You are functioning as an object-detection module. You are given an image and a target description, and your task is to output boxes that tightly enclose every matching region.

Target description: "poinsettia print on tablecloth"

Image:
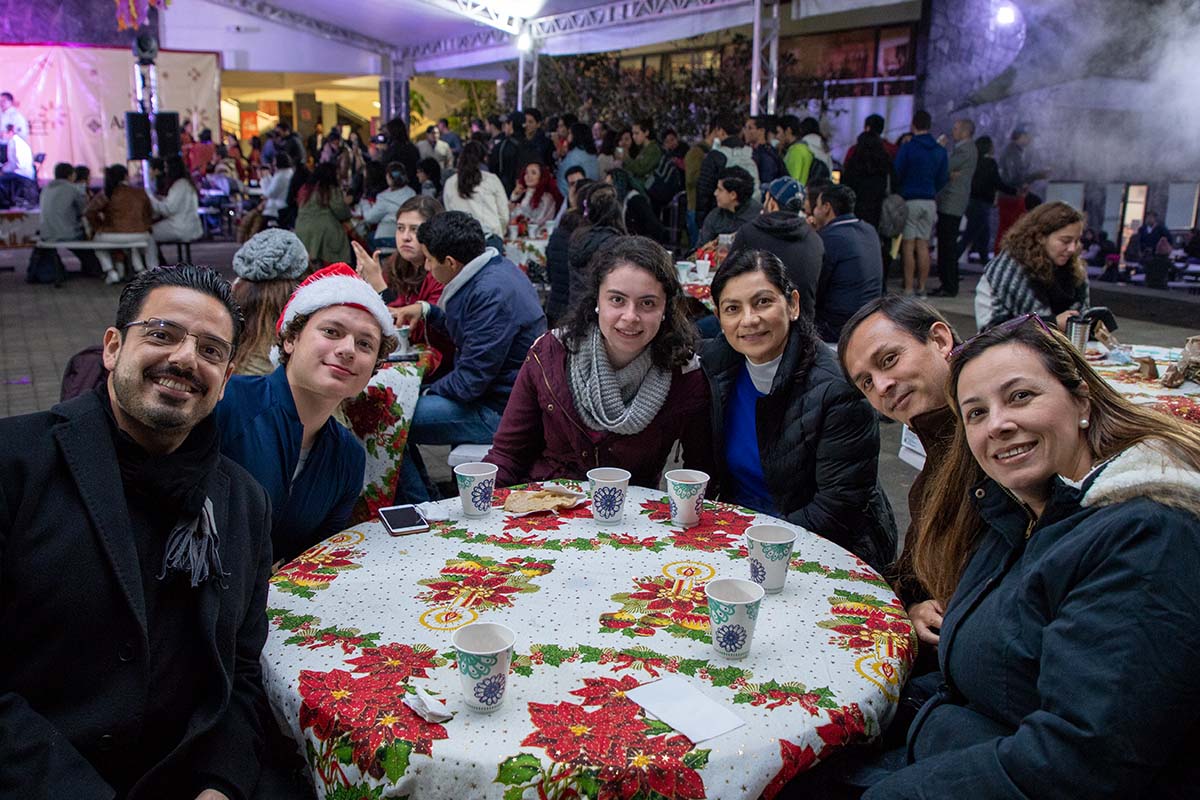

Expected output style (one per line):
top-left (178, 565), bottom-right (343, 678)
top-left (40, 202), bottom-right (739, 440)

top-left (345, 362), bottom-right (423, 525)
top-left (262, 485), bottom-right (914, 799)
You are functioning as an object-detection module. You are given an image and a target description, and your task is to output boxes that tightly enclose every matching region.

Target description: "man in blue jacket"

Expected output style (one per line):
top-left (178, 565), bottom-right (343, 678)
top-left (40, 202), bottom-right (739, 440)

top-left (893, 110), bottom-right (949, 297)
top-left (809, 183), bottom-right (884, 342)
top-left (217, 263), bottom-right (399, 563)
top-left (393, 211), bottom-right (547, 502)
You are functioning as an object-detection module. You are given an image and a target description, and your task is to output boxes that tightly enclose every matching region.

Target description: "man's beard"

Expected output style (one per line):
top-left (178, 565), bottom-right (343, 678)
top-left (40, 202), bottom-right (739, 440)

top-left (111, 360), bottom-right (209, 432)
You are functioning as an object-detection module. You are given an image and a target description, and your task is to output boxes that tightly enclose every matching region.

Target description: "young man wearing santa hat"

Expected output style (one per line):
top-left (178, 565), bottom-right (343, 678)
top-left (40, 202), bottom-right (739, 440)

top-left (216, 263), bottom-right (398, 563)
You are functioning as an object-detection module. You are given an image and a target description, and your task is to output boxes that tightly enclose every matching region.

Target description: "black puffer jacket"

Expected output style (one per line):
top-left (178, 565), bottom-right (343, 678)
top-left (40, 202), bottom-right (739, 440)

top-left (700, 324), bottom-right (897, 571)
top-left (729, 212), bottom-right (825, 321)
top-left (544, 214), bottom-right (581, 325)
top-left (567, 224), bottom-right (623, 312)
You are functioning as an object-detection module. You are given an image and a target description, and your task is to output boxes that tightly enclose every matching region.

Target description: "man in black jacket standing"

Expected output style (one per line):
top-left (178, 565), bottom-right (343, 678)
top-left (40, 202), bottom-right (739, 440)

top-left (729, 176), bottom-right (824, 320)
top-left (487, 113), bottom-right (521, 196)
top-left (0, 266), bottom-right (273, 800)
top-left (810, 183), bottom-right (884, 342)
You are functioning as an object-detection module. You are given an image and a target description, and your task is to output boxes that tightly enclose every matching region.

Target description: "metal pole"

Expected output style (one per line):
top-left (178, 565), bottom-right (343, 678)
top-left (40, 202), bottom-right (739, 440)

top-left (530, 50), bottom-right (539, 109)
top-left (516, 51), bottom-right (526, 111)
top-left (750, 0), bottom-right (763, 115)
top-left (767, 0), bottom-right (779, 114)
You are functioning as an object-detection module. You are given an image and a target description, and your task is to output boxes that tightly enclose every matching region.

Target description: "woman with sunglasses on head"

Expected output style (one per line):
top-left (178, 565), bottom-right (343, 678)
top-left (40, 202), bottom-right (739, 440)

top-left (862, 315), bottom-right (1200, 799)
top-left (484, 236), bottom-right (710, 489)
top-left (975, 200), bottom-right (1088, 332)
top-left (701, 249), bottom-right (897, 572)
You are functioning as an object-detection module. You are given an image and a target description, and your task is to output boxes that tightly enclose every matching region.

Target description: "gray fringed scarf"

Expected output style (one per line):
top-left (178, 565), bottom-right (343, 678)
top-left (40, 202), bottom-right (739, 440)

top-left (567, 326), bottom-right (672, 435)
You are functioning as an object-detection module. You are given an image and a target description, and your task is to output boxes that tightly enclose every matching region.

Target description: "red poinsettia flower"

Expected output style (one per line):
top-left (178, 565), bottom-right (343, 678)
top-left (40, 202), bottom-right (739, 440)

top-left (570, 675), bottom-right (642, 708)
top-left (422, 574), bottom-right (523, 609)
top-left (298, 669), bottom-right (393, 740)
top-left (491, 487), bottom-right (513, 507)
top-left (627, 576), bottom-right (707, 615)
top-left (559, 502), bottom-right (594, 520)
top-left (522, 701), bottom-right (647, 769)
top-left (815, 703), bottom-right (867, 749)
top-left (640, 499), bottom-right (673, 523)
top-left (347, 703), bottom-right (449, 769)
top-left (600, 732), bottom-right (705, 800)
top-left (502, 514), bottom-right (565, 533)
top-left (346, 643), bottom-right (438, 682)
top-left (762, 739), bottom-right (820, 799)
top-left (486, 530), bottom-right (550, 547)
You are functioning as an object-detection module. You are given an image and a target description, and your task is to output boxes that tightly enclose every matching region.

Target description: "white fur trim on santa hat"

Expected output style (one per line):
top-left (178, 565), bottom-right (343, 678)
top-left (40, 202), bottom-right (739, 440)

top-left (277, 272), bottom-right (397, 341)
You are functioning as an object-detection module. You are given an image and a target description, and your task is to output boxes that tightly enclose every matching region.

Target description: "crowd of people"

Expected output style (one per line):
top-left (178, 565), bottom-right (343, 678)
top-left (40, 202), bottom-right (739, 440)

top-left (3, 102), bottom-right (1200, 800)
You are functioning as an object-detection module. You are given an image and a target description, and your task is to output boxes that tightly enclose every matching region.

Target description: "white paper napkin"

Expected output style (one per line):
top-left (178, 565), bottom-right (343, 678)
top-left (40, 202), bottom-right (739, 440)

top-left (403, 684), bottom-right (453, 722)
top-left (624, 674), bottom-right (745, 744)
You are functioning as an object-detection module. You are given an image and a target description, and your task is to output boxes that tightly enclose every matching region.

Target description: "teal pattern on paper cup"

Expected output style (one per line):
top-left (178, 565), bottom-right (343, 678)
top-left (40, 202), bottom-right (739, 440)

top-left (457, 651), bottom-right (498, 679)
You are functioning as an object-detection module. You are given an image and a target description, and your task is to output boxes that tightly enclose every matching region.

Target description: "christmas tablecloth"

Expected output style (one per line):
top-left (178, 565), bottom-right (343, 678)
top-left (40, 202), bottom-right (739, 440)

top-left (681, 270), bottom-right (715, 313)
top-left (343, 361), bottom-right (424, 524)
top-left (1089, 344), bottom-right (1200, 423)
top-left (262, 483), bottom-right (917, 799)
top-left (505, 236), bottom-right (549, 269)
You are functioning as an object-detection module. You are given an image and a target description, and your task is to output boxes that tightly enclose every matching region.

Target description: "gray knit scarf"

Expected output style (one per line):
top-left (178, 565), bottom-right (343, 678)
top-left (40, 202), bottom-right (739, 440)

top-left (567, 326), bottom-right (672, 435)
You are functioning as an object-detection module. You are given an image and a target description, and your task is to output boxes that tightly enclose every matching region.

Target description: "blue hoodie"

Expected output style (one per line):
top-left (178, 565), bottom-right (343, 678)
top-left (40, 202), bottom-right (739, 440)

top-left (894, 133), bottom-right (950, 201)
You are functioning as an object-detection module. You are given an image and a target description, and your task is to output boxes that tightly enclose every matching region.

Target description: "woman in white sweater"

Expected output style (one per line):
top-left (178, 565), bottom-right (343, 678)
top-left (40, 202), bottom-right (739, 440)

top-left (151, 155), bottom-right (204, 243)
top-left (442, 140), bottom-right (509, 241)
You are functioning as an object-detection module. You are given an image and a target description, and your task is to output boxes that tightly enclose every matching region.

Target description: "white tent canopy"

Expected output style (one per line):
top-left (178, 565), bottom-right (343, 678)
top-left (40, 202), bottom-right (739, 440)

top-left (164, 0), bottom-right (910, 78)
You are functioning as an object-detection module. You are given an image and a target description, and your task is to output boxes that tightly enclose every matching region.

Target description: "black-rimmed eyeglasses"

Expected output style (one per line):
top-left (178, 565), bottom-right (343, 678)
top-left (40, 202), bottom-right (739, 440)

top-left (124, 318), bottom-right (235, 365)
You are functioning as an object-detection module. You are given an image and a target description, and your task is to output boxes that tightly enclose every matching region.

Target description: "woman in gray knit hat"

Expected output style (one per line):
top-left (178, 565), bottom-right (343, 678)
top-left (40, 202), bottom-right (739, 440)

top-left (230, 228), bottom-right (310, 375)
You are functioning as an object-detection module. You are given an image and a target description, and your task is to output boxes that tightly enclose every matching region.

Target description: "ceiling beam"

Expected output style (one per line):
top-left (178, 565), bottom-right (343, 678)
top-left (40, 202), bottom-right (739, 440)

top-left (202, 0), bottom-right (396, 56)
top-left (417, 0), bottom-right (524, 34)
top-left (528, 0), bottom-right (750, 38)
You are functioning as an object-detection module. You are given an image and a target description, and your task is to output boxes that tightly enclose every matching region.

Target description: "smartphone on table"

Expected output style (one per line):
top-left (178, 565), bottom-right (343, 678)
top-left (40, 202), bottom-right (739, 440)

top-left (377, 504), bottom-right (430, 536)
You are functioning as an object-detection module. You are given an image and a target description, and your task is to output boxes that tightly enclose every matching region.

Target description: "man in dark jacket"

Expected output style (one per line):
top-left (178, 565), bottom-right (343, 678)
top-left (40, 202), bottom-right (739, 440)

top-left (695, 114), bottom-right (745, 223)
top-left (956, 135), bottom-right (1014, 263)
top-left (837, 295), bottom-right (961, 670)
top-left (518, 107), bottom-right (555, 170)
top-left (487, 113), bottom-right (521, 195)
top-left (0, 265), bottom-right (272, 800)
top-left (744, 115), bottom-right (786, 185)
top-left (729, 176), bottom-right (824, 320)
top-left (810, 183), bottom-right (884, 342)
top-left (697, 166), bottom-right (762, 246)
top-left (893, 110), bottom-right (949, 295)
top-left (392, 211), bottom-right (547, 502)
top-left (1137, 211), bottom-right (1172, 254)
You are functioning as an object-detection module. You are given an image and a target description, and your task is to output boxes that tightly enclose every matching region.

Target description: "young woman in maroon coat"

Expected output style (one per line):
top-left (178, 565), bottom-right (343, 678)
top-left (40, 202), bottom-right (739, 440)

top-left (485, 235), bottom-right (710, 487)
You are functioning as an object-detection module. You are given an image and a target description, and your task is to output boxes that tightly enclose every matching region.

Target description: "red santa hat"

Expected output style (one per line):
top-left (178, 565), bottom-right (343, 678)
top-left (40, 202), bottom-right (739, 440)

top-left (270, 263), bottom-right (396, 365)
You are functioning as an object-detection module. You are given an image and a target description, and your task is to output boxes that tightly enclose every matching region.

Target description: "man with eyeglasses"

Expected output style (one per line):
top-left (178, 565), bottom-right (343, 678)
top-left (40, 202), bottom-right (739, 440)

top-left (215, 262), bottom-right (398, 564)
top-left (0, 265), bottom-right (272, 799)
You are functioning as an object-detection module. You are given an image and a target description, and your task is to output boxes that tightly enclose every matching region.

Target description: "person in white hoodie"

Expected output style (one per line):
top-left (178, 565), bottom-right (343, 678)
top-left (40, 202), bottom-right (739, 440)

top-left (695, 114), bottom-right (759, 223)
top-left (260, 151), bottom-right (294, 226)
top-left (151, 155), bottom-right (204, 244)
top-left (442, 140), bottom-right (509, 246)
top-left (362, 161), bottom-right (416, 249)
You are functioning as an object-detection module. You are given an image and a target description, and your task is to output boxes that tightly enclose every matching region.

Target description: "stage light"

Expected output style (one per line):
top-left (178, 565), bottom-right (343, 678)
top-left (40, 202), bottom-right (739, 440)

top-left (996, 3), bottom-right (1017, 25)
top-left (517, 31), bottom-right (533, 52)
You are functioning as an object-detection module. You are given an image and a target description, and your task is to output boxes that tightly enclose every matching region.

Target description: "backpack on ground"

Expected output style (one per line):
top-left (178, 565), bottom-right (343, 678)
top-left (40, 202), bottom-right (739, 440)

top-left (26, 247), bottom-right (63, 285)
top-left (61, 345), bottom-right (108, 402)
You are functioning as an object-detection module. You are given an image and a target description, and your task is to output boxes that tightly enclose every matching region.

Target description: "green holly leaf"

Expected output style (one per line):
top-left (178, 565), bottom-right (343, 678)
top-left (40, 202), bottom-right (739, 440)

top-left (643, 718), bottom-right (674, 736)
top-left (496, 752), bottom-right (543, 785)
top-left (382, 739), bottom-right (413, 783)
top-left (334, 741), bottom-right (354, 764)
top-left (503, 786), bottom-right (528, 800)
top-left (327, 783), bottom-right (386, 800)
top-left (682, 748), bottom-right (710, 769)
top-left (702, 665), bottom-right (751, 687)
top-left (574, 770), bottom-right (602, 797)
top-left (512, 664), bottom-right (534, 677)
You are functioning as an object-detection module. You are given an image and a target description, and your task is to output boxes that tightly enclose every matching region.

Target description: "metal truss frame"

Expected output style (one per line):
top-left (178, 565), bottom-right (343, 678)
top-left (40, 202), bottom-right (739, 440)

top-left (750, 0), bottom-right (779, 114)
top-left (202, 0), bottom-right (395, 55)
top-left (527, 0), bottom-right (748, 37)
top-left (515, 42), bottom-right (539, 110)
top-left (419, 0), bottom-right (522, 34)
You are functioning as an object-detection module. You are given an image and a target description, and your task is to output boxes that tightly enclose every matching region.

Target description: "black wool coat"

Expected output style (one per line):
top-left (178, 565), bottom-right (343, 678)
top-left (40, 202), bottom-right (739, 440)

top-left (700, 325), bottom-right (897, 572)
top-left (0, 391), bottom-right (273, 800)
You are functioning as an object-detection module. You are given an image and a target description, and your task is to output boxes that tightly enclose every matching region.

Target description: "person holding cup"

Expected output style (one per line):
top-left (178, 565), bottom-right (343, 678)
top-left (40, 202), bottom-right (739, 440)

top-left (700, 249), bottom-right (896, 572)
top-left (484, 236), bottom-right (710, 490)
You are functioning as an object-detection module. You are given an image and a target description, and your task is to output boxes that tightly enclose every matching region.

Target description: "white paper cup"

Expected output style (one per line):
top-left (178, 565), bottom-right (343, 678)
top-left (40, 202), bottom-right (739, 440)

top-left (454, 462), bottom-right (498, 518)
top-left (674, 261), bottom-right (693, 282)
top-left (452, 622), bottom-right (515, 712)
top-left (508, 224), bottom-right (519, 240)
top-left (705, 578), bottom-right (764, 660)
top-left (587, 467), bottom-right (631, 524)
top-left (527, 223), bottom-right (540, 238)
top-left (695, 259), bottom-right (712, 279)
top-left (664, 469), bottom-right (710, 528)
top-left (745, 524), bottom-right (798, 594)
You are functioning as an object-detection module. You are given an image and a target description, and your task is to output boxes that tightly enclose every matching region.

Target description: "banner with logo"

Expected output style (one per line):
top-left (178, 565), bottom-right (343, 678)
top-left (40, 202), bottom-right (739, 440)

top-left (0, 44), bottom-right (219, 178)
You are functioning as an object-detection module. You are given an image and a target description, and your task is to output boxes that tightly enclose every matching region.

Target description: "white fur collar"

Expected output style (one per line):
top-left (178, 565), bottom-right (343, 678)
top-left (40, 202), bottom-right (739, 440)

top-left (1070, 440), bottom-right (1200, 516)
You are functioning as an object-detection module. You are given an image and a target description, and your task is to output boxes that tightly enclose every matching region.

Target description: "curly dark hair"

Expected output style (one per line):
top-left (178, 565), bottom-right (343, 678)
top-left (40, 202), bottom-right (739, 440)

top-left (1000, 200), bottom-right (1086, 288)
top-left (560, 235), bottom-right (696, 370)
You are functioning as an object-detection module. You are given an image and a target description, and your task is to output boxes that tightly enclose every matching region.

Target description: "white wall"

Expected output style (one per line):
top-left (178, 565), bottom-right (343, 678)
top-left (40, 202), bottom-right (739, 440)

top-left (161, 0), bottom-right (382, 75)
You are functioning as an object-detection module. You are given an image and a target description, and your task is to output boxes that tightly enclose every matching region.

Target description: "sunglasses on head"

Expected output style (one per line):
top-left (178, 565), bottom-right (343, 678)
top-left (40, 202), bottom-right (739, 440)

top-left (949, 313), bottom-right (1055, 361)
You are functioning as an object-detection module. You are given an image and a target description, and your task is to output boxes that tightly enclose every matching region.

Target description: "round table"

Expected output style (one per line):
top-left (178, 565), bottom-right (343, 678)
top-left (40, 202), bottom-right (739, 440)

top-left (262, 482), bottom-right (916, 799)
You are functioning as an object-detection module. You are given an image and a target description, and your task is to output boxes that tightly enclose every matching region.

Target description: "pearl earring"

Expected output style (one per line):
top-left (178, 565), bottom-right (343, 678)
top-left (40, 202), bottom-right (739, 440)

top-left (1080, 418), bottom-right (1090, 429)
top-left (594, 306), bottom-right (599, 313)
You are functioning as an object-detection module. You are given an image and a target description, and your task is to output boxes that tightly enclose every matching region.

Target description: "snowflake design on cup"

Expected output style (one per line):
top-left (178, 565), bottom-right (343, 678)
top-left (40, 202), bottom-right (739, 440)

top-left (671, 481), bottom-right (702, 499)
top-left (708, 598), bottom-right (734, 625)
top-left (593, 486), bottom-right (625, 518)
top-left (749, 558), bottom-right (767, 584)
top-left (470, 479), bottom-right (495, 512)
top-left (473, 673), bottom-right (506, 706)
top-left (761, 541), bottom-right (793, 562)
top-left (715, 624), bottom-right (747, 653)
top-left (456, 473), bottom-right (472, 490)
